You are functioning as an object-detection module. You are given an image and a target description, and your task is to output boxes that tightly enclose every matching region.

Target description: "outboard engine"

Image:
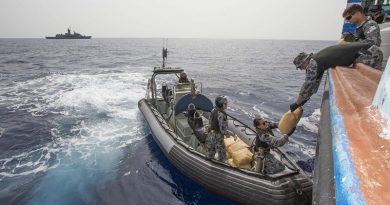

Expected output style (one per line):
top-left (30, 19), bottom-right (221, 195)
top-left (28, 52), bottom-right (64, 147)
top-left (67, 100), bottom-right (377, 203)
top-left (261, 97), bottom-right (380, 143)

top-left (187, 104), bottom-right (207, 143)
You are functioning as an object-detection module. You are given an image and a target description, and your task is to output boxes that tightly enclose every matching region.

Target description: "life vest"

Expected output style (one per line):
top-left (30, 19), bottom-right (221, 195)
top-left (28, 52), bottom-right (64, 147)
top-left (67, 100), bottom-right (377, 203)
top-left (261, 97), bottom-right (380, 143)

top-left (313, 42), bottom-right (371, 79)
top-left (209, 107), bottom-right (226, 133)
top-left (187, 112), bottom-right (203, 130)
top-left (254, 128), bottom-right (274, 151)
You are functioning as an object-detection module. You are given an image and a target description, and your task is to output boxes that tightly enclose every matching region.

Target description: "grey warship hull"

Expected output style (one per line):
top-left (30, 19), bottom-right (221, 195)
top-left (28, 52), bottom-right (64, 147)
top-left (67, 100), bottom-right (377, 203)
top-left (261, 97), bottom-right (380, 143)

top-left (45, 28), bottom-right (92, 39)
top-left (45, 36), bottom-right (91, 39)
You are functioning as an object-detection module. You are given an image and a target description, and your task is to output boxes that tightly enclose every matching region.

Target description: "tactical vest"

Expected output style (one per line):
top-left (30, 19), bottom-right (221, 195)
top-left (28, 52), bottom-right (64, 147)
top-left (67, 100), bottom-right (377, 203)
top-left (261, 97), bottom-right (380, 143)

top-left (209, 108), bottom-right (223, 133)
top-left (254, 128), bottom-right (274, 151)
top-left (187, 112), bottom-right (203, 130)
top-left (312, 42), bottom-right (371, 79)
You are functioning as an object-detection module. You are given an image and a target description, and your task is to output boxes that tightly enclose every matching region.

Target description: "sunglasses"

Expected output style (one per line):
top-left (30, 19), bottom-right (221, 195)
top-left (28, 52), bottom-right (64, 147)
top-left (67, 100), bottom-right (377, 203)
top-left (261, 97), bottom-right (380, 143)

top-left (345, 11), bottom-right (356, 21)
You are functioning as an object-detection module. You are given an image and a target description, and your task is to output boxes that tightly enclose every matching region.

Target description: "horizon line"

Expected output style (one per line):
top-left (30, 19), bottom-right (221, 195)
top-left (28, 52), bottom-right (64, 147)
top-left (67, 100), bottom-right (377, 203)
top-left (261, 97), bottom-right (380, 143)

top-left (0, 37), bottom-right (338, 42)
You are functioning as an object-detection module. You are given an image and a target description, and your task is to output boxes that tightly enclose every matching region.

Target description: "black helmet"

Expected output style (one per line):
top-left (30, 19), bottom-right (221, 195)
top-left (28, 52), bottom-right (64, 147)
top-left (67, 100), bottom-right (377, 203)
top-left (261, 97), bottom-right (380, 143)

top-left (215, 95), bottom-right (227, 108)
top-left (180, 72), bottom-right (187, 78)
top-left (187, 103), bottom-right (196, 111)
top-left (187, 103), bottom-right (196, 115)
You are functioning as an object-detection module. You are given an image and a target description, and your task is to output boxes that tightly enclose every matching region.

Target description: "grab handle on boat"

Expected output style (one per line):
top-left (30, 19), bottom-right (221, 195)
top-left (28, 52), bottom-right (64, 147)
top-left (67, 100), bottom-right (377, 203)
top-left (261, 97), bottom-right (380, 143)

top-left (296, 189), bottom-right (302, 195)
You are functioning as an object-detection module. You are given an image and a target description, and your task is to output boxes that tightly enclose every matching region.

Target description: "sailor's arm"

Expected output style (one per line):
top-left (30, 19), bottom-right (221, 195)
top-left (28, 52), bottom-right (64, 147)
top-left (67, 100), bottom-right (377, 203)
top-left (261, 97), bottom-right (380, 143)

top-left (361, 21), bottom-right (381, 47)
top-left (261, 133), bottom-right (289, 147)
top-left (297, 60), bottom-right (321, 104)
top-left (218, 112), bottom-right (229, 135)
top-left (268, 122), bottom-right (278, 129)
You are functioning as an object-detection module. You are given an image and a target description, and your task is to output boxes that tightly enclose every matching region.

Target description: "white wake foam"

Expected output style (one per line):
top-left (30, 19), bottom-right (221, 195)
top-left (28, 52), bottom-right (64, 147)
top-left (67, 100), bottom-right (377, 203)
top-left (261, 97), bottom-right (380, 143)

top-left (0, 72), bottom-right (149, 179)
top-left (251, 104), bottom-right (270, 119)
top-left (0, 127), bottom-right (4, 138)
top-left (381, 127), bottom-right (390, 140)
top-left (298, 108), bottom-right (320, 133)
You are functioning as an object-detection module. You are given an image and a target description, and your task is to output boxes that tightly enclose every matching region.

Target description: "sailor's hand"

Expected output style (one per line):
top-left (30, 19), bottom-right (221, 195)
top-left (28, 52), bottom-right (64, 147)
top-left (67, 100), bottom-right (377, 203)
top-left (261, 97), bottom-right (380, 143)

top-left (269, 122), bottom-right (278, 129)
top-left (290, 103), bottom-right (299, 112)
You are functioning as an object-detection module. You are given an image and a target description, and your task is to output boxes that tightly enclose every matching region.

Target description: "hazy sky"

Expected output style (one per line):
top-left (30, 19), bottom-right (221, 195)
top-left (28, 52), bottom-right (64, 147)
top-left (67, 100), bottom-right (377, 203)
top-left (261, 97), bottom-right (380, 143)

top-left (0, 0), bottom-right (347, 40)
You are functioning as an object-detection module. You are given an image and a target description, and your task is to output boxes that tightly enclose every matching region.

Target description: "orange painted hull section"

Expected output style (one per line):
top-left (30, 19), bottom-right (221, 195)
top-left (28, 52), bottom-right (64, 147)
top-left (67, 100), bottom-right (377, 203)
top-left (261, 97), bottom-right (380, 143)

top-left (331, 63), bottom-right (390, 204)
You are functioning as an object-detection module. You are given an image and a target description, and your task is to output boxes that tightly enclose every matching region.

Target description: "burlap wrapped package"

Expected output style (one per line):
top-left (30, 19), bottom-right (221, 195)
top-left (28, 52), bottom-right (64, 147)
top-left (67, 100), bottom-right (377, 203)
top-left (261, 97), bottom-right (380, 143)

top-left (228, 158), bottom-right (237, 167)
top-left (224, 137), bottom-right (236, 148)
top-left (224, 137), bottom-right (236, 159)
top-left (278, 107), bottom-right (303, 135)
top-left (227, 140), bottom-right (248, 154)
top-left (232, 148), bottom-right (253, 169)
top-left (223, 137), bottom-right (253, 170)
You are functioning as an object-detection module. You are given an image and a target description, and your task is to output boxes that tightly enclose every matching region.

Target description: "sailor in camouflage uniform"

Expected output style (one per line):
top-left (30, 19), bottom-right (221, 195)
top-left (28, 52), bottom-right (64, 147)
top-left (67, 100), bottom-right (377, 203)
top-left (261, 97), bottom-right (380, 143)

top-left (252, 117), bottom-right (290, 174)
top-left (342, 4), bottom-right (383, 70)
top-left (289, 42), bottom-right (375, 112)
top-left (206, 95), bottom-right (232, 161)
top-left (290, 54), bottom-right (320, 111)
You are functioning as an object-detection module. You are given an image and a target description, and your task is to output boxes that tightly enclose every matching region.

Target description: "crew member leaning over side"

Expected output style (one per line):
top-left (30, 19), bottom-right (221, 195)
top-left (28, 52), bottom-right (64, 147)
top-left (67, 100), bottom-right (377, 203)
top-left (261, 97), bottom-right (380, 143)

top-left (342, 4), bottom-right (383, 70)
top-left (290, 43), bottom-right (373, 112)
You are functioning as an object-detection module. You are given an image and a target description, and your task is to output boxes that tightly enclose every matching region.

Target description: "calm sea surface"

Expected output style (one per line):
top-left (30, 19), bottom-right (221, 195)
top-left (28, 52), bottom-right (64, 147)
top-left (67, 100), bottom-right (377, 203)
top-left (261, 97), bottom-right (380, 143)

top-left (0, 38), bottom-right (335, 205)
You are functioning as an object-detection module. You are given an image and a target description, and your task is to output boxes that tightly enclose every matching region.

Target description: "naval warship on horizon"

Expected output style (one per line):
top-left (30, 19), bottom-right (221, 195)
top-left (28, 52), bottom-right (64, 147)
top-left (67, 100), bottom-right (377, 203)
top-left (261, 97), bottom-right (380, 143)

top-left (45, 28), bottom-right (92, 39)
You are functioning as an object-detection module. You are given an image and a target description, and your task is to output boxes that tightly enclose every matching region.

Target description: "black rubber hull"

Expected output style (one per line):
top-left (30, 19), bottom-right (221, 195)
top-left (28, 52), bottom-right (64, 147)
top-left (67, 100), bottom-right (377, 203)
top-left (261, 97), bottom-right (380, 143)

top-left (313, 75), bottom-right (335, 205)
top-left (138, 98), bottom-right (312, 205)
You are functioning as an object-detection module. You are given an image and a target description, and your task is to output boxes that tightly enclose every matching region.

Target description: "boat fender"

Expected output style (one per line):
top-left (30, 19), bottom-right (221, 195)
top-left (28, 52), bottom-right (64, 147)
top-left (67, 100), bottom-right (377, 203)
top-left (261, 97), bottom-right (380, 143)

top-left (313, 42), bottom-right (371, 79)
top-left (278, 107), bottom-right (303, 135)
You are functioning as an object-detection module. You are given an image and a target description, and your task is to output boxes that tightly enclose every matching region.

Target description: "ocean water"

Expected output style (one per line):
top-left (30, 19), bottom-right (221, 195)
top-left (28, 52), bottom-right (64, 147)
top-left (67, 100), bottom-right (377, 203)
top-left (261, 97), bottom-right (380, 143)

top-left (0, 38), bottom-right (335, 205)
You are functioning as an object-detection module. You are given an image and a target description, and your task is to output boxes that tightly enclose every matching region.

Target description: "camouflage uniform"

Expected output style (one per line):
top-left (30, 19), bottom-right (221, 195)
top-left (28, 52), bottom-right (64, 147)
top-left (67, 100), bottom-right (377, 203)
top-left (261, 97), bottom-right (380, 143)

top-left (354, 18), bottom-right (383, 70)
top-left (253, 127), bottom-right (288, 174)
top-left (206, 108), bottom-right (228, 161)
top-left (298, 59), bottom-right (322, 102)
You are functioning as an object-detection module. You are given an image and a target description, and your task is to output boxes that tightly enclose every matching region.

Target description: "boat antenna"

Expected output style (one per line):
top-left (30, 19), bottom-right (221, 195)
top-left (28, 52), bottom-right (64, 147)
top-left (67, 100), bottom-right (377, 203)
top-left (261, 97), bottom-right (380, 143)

top-left (162, 39), bottom-right (168, 68)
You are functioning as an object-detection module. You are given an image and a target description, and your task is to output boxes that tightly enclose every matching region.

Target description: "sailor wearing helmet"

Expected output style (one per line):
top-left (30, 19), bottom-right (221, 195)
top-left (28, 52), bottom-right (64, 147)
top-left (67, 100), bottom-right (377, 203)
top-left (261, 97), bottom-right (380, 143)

top-left (206, 95), bottom-right (233, 161)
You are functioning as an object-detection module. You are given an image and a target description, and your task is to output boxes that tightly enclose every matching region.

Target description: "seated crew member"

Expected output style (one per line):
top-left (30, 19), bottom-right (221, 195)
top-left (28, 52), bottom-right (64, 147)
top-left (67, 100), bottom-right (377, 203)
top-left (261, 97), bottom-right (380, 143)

top-left (186, 103), bottom-right (207, 144)
top-left (370, 5), bottom-right (385, 24)
top-left (179, 72), bottom-right (190, 84)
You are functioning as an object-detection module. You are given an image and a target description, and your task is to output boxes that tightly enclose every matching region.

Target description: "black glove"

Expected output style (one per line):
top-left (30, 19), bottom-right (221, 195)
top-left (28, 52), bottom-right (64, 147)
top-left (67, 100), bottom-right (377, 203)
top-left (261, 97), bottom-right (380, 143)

top-left (287, 127), bottom-right (296, 136)
top-left (290, 103), bottom-right (299, 112)
top-left (269, 122), bottom-right (278, 129)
